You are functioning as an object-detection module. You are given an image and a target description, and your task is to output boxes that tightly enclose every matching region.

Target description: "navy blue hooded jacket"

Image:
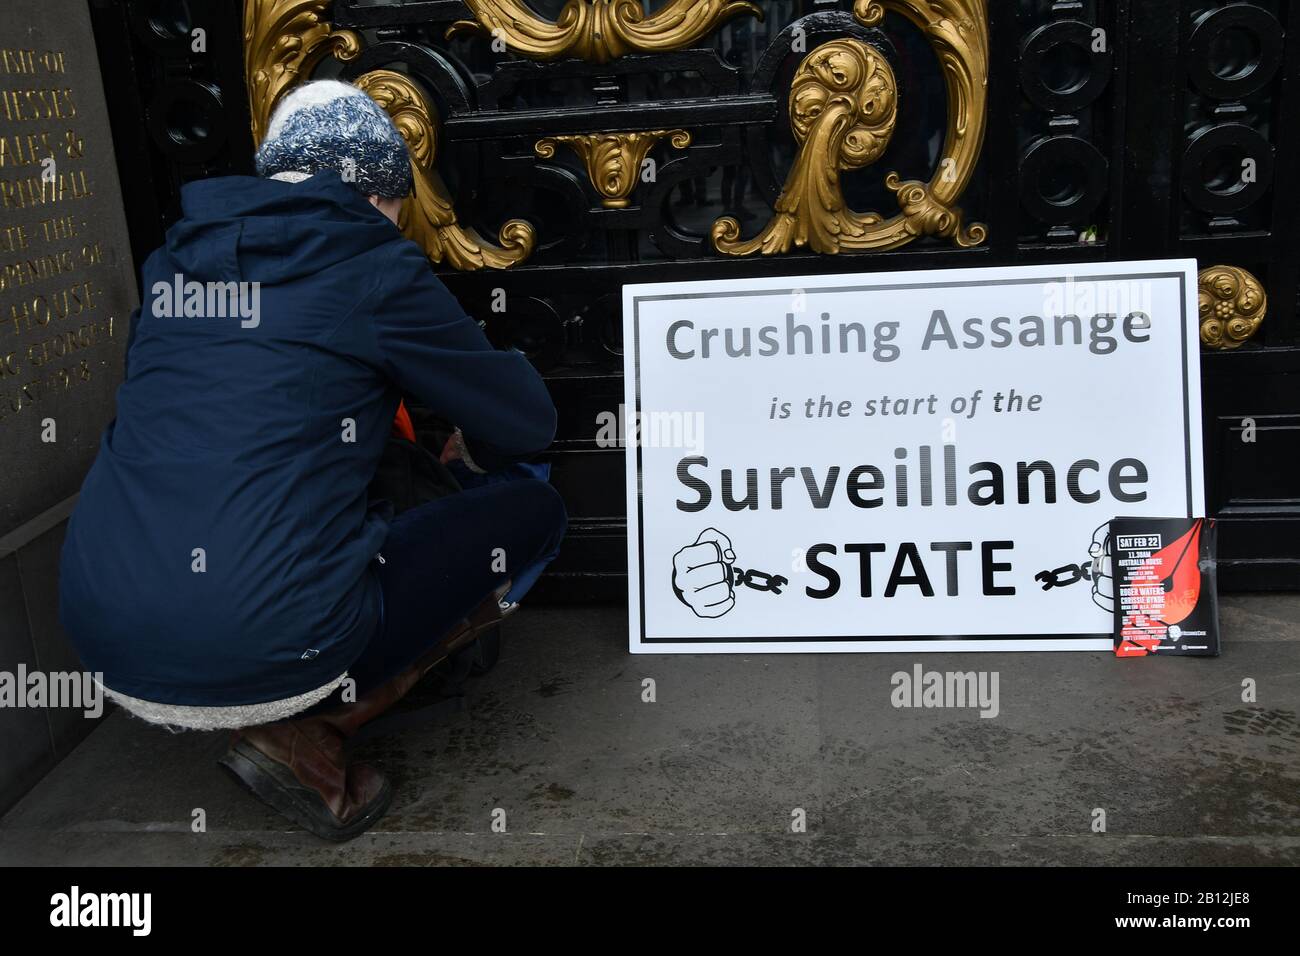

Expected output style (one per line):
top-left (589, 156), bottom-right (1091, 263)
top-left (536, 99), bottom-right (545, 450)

top-left (59, 172), bottom-right (555, 706)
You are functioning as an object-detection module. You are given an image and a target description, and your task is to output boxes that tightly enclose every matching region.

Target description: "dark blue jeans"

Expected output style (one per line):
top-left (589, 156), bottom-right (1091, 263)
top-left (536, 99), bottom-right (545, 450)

top-left (310, 472), bottom-right (566, 709)
top-left (446, 459), bottom-right (558, 604)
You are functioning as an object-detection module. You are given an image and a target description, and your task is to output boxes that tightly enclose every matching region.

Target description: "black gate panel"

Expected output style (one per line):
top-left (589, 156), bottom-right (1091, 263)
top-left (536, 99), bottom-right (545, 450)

top-left (90, 0), bottom-right (1300, 598)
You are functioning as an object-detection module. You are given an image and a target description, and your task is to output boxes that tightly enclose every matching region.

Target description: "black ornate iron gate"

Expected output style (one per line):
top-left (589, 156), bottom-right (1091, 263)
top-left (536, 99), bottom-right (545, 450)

top-left (88, 0), bottom-right (1300, 599)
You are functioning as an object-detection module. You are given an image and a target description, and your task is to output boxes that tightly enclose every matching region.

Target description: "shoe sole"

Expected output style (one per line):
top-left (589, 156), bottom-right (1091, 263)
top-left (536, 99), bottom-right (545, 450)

top-left (218, 740), bottom-right (392, 842)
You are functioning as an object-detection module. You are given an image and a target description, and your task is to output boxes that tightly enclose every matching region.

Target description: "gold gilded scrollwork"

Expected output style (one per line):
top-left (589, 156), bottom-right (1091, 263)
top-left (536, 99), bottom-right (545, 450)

top-left (535, 130), bottom-right (691, 208)
top-left (712, 39), bottom-right (899, 254)
top-left (447, 0), bottom-right (761, 63)
top-left (243, 0), bottom-right (361, 144)
top-left (1198, 265), bottom-right (1266, 349)
top-left (353, 70), bottom-right (535, 270)
top-left (713, 0), bottom-right (988, 255)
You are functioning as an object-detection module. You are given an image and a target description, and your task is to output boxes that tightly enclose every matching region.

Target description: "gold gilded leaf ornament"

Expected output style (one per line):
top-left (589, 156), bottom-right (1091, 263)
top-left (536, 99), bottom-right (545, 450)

top-left (714, 0), bottom-right (989, 256)
top-left (535, 130), bottom-right (692, 208)
top-left (448, 0), bottom-right (762, 63)
top-left (353, 70), bottom-right (535, 270)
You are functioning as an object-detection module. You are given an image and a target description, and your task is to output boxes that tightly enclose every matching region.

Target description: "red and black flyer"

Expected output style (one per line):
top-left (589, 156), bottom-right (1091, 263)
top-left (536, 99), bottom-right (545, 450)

top-left (1110, 517), bottom-right (1220, 657)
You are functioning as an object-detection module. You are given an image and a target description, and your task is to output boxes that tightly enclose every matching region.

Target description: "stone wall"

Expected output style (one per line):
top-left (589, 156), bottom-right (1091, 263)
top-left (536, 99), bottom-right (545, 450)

top-left (0, 0), bottom-right (137, 813)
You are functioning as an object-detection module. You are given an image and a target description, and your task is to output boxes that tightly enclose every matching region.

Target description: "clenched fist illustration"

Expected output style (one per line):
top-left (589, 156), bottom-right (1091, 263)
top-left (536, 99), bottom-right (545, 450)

top-left (672, 528), bottom-right (736, 618)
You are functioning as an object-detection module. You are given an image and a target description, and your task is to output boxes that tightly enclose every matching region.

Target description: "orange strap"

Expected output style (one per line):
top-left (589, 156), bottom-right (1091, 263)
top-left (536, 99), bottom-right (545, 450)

top-left (392, 400), bottom-right (415, 442)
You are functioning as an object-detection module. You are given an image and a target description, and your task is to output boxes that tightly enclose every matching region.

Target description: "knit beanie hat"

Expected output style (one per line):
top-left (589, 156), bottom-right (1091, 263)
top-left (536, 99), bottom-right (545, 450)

top-left (255, 80), bottom-right (413, 199)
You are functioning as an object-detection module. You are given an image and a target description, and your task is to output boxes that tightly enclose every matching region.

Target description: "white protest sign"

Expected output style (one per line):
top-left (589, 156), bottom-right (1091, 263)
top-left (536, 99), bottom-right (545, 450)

top-left (621, 259), bottom-right (1203, 653)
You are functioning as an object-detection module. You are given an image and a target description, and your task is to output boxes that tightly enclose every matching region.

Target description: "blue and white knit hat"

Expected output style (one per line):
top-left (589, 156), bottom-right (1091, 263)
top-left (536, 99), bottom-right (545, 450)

top-left (255, 80), bottom-right (413, 199)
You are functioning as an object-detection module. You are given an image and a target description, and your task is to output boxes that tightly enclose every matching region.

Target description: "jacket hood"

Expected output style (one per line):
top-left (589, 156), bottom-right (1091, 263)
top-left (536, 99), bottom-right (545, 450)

top-left (165, 172), bottom-right (400, 284)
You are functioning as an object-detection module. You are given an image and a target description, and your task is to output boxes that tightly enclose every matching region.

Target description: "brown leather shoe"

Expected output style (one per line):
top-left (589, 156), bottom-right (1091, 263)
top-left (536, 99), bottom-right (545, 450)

top-left (219, 715), bottom-right (392, 841)
top-left (219, 580), bottom-right (516, 840)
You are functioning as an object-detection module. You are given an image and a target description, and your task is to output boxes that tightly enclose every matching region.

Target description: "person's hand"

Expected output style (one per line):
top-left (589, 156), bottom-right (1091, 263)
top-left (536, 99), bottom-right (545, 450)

top-left (672, 528), bottom-right (736, 618)
top-left (439, 428), bottom-right (464, 464)
top-left (440, 427), bottom-right (487, 473)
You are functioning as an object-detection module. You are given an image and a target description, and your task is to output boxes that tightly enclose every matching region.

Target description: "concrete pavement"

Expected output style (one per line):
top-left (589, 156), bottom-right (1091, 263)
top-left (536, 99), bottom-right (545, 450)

top-left (1, 593), bottom-right (1297, 865)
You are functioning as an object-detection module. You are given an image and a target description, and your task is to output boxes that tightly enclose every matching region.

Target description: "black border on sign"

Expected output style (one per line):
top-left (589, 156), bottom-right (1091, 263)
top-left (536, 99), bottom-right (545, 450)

top-left (630, 271), bottom-right (1194, 646)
